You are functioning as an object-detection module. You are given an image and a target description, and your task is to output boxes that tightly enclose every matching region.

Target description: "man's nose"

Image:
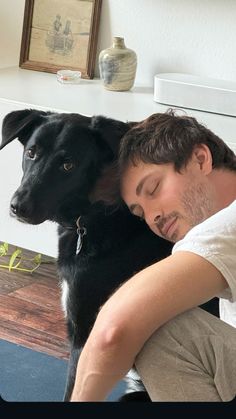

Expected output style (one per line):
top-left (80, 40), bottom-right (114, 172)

top-left (144, 206), bottom-right (161, 228)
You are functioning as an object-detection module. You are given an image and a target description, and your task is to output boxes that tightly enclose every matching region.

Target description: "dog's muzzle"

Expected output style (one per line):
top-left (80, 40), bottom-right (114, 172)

top-left (10, 191), bottom-right (46, 225)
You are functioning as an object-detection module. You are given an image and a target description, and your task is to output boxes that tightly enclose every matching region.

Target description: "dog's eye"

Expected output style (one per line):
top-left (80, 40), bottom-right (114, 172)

top-left (26, 148), bottom-right (36, 160)
top-left (63, 162), bottom-right (75, 171)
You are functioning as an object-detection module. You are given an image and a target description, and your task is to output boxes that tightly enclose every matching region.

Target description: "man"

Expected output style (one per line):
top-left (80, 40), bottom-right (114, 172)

top-left (70, 109), bottom-right (236, 402)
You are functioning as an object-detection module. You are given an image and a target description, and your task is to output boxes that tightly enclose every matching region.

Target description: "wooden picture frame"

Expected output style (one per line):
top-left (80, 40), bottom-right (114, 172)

top-left (19, 0), bottom-right (102, 79)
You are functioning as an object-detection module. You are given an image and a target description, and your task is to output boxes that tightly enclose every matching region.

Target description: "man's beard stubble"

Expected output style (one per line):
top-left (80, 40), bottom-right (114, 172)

top-left (181, 181), bottom-right (215, 231)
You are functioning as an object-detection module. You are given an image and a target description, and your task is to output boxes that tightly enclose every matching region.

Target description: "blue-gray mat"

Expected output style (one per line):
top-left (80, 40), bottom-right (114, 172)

top-left (0, 339), bottom-right (126, 402)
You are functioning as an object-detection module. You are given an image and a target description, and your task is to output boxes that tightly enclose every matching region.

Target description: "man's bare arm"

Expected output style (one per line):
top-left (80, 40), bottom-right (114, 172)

top-left (71, 251), bottom-right (227, 401)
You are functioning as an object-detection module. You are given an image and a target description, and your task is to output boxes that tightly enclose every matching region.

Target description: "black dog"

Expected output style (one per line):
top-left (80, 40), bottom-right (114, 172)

top-left (0, 109), bottom-right (173, 401)
top-left (0, 110), bottom-right (218, 402)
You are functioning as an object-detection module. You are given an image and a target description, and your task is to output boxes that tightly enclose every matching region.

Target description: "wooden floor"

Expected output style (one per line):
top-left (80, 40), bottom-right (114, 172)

top-left (0, 243), bottom-right (69, 360)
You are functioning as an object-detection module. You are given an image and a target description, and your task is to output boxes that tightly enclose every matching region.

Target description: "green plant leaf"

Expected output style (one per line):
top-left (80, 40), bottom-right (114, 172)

top-left (9, 249), bottom-right (22, 272)
top-left (0, 242), bottom-right (8, 256)
top-left (33, 253), bottom-right (42, 264)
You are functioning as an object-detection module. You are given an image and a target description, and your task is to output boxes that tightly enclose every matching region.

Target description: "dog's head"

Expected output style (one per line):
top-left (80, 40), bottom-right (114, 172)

top-left (0, 109), bottom-right (131, 225)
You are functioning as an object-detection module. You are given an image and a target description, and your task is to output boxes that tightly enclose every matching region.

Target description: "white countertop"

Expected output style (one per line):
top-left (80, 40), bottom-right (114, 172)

top-left (0, 66), bottom-right (156, 120)
top-left (0, 67), bottom-right (235, 149)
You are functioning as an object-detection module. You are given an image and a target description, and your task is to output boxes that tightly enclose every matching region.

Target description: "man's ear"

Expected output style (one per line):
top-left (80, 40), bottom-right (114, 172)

top-left (90, 115), bottom-right (135, 156)
top-left (193, 144), bottom-right (213, 174)
top-left (0, 109), bottom-right (50, 150)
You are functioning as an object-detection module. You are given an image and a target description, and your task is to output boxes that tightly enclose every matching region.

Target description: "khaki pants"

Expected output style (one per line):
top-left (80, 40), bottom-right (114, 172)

top-left (135, 307), bottom-right (236, 401)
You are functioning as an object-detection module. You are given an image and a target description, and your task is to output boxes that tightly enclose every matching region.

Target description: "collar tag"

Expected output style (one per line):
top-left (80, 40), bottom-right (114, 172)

top-left (76, 217), bottom-right (87, 255)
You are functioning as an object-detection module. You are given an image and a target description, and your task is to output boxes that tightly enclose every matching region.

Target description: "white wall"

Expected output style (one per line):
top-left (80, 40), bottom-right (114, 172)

top-left (1, 0), bottom-right (236, 86)
top-left (0, 0), bottom-right (25, 68)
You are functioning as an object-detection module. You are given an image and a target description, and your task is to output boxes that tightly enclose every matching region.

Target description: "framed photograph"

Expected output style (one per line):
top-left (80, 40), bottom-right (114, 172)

top-left (19, 0), bottom-right (102, 79)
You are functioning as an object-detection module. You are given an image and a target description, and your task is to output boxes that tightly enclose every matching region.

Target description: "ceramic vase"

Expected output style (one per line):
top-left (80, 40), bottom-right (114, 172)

top-left (99, 37), bottom-right (137, 91)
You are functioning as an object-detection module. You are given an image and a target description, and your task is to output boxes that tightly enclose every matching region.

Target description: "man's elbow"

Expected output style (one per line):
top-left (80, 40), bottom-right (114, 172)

top-left (96, 325), bottom-right (124, 352)
top-left (92, 311), bottom-right (129, 353)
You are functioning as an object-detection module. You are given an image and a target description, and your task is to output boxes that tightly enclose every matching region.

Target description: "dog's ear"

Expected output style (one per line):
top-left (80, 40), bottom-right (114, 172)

top-left (90, 116), bottom-right (134, 156)
top-left (0, 109), bottom-right (49, 150)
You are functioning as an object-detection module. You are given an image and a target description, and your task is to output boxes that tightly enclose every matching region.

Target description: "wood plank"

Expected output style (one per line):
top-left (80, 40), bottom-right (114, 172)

top-left (46, 320), bottom-right (69, 337)
top-left (0, 241), bottom-right (56, 271)
top-left (0, 272), bottom-right (36, 295)
top-left (0, 319), bottom-right (69, 359)
top-left (10, 282), bottom-right (62, 310)
top-left (0, 241), bottom-right (72, 359)
top-left (34, 260), bottom-right (57, 279)
top-left (37, 274), bottom-right (59, 287)
top-left (0, 295), bottom-right (65, 334)
top-left (0, 242), bottom-right (58, 295)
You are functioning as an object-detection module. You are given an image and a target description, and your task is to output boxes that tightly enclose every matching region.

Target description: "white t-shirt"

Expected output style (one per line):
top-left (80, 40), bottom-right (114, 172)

top-left (172, 200), bottom-right (236, 328)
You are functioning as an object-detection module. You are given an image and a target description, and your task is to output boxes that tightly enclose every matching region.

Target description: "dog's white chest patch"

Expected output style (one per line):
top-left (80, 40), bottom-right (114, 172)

top-left (61, 279), bottom-right (69, 316)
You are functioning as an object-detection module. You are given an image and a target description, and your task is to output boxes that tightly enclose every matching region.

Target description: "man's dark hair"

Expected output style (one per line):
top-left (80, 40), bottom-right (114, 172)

top-left (119, 109), bottom-right (236, 173)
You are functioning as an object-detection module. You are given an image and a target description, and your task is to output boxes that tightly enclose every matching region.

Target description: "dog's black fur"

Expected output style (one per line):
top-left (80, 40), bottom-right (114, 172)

top-left (0, 110), bottom-right (219, 402)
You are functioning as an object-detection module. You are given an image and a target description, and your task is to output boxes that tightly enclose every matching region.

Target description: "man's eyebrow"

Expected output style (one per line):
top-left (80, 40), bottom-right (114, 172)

top-left (136, 174), bottom-right (150, 196)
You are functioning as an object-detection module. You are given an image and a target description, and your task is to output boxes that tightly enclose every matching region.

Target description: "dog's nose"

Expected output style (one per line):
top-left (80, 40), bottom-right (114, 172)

top-left (10, 196), bottom-right (30, 219)
top-left (10, 197), bottom-right (20, 216)
top-left (10, 200), bottom-right (18, 215)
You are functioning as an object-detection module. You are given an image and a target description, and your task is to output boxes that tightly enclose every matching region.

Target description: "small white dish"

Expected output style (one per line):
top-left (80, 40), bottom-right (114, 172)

top-left (57, 70), bottom-right (81, 84)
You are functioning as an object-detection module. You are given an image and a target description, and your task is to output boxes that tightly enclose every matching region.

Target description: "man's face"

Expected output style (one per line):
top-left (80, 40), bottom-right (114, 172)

top-left (121, 154), bottom-right (216, 243)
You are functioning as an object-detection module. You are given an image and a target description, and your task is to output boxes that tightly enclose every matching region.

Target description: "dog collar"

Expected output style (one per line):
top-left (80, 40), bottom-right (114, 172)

top-left (76, 216), bottom-right (87, 255)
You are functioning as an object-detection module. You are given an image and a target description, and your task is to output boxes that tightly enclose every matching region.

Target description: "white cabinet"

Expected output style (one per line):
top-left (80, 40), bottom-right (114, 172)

top-left (0, 67), bottom-right (236, 257)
